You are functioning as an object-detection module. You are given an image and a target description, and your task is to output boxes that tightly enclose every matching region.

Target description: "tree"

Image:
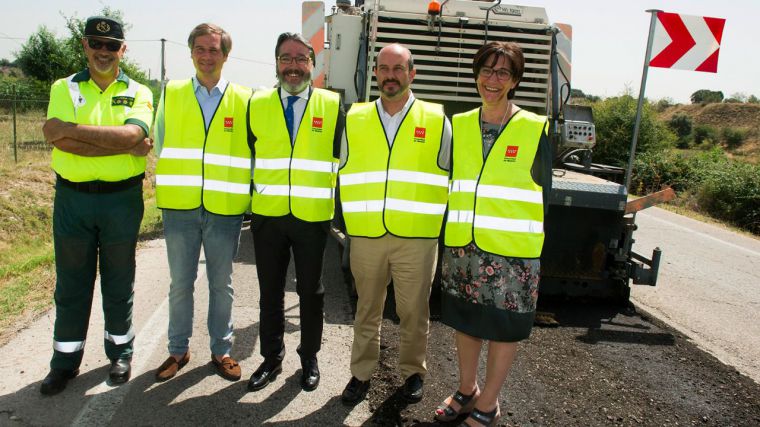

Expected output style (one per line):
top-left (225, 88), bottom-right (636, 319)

top-left (14, 7), bottom-right (151, 86)
top-left (690, 89), bottom-right (724, 104)
top-left (748, 95), bottom-right (759, 104)
top-left (15, 26), bottom-right (78, 83)
top-left (590, 94), bottom-right (675, 166)
top-left (725, 92), bottom-right (748, 103)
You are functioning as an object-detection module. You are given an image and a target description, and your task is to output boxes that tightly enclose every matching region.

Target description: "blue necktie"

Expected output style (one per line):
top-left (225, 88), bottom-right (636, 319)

top-left (284, 95), bottom-right (299, 141)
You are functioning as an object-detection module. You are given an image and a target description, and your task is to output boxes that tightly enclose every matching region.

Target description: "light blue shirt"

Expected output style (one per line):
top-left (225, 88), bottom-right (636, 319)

top-left (153, 76), bottom-right (229, 155)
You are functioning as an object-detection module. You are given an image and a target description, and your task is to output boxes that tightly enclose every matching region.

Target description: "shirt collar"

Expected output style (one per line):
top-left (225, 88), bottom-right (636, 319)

top-left (376, 92), bottom-right (415, 118)
top-left (72, 68), bottom-right (130, 85)
top-left (192, 75), bottom-right (228, 95)
top-left (280, 86), bottom-right (310, 101)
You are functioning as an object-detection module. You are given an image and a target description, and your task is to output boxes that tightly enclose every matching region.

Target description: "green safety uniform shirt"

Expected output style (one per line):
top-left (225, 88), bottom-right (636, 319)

top-left (340, 99), bottom-right (448, 238)
top-left (46, 69), bottom-right (154, 181)
top-left (248, 88), bottom-right (341, 222)
top-left (154, 79), bottom-right (253, 215)
top-left (445, 108), bottom-right (547, 258)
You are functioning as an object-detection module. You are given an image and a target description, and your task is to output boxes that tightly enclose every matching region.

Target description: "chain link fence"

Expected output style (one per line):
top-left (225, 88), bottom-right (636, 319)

top-left (0, 85), bottom-right (50, 163)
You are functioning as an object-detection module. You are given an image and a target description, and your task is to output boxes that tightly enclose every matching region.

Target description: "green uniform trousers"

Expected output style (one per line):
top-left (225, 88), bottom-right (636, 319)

top-left (50, 180), bottom-right (143, 370)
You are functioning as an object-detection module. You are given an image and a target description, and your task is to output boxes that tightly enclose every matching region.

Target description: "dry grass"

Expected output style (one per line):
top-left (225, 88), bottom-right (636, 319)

top-left (660, 103), bottom-right (760, 163)
top-left (0, 113), bottom-right (163, 344)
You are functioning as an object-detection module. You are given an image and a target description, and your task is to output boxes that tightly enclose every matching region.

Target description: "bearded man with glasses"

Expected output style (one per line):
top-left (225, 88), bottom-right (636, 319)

top-left (40, 15), bottom-right (154, 395)
top-left (246, 32), bottom-right (344, 393)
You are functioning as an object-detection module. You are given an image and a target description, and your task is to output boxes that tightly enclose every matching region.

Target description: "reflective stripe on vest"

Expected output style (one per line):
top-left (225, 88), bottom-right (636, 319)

top-left (445, 107), bottom-right (546, 258)
top-left (340, 100), bottom-right (448, 238)
top-left (249, 88), bottom-right (340, 221)
top-left (155, 80), bottom-right (252, 215)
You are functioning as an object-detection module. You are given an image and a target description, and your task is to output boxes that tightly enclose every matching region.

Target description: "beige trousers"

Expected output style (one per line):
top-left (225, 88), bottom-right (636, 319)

top-left (349, 234), bottom-right (438, 381)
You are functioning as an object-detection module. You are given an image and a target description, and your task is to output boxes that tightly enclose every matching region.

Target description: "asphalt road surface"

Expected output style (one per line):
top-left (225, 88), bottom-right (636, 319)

top-left (631, 207), bottom-right (760, 384)
top-left (0, 212), bottom-right (759, 426)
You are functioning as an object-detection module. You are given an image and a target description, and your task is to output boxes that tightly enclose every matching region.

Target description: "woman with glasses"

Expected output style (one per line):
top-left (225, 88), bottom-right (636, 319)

top-left (434, 41), bottom-right (551, 426)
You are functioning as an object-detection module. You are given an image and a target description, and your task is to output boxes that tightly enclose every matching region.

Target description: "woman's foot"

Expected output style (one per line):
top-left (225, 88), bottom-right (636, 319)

top-left (434, 385), bottom-right (480, 422)
top-left (460, 404), bottom-right (500, 426)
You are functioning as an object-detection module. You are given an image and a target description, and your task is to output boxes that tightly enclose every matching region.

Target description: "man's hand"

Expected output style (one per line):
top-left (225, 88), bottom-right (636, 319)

top-left (42, 118), bottom-right (75, 143)
top-left (129, 138), bottom-right (154, 157)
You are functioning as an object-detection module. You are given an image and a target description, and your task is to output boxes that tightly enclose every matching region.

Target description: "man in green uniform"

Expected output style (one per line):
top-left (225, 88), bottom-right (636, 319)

top-left (40, 16), bottom-right (154, 395)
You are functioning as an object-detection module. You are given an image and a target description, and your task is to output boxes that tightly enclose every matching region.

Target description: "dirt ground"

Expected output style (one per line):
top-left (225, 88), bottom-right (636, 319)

top-left (359, 291), bottom-right (760, 426)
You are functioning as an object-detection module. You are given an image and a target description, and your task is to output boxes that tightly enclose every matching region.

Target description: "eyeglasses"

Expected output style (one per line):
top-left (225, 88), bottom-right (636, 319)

top-left (479, 67), bottom-right (513, 81)
top-left (277, 55), bottom-right (310, 65)
top-left (87, 38), bottom-right (122, 52)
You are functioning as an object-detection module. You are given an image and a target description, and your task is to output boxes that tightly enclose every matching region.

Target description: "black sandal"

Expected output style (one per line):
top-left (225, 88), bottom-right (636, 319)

top-left (460, 405), bottom-right (501, 426)
top-left (434, 386), bottom-right (479, 422)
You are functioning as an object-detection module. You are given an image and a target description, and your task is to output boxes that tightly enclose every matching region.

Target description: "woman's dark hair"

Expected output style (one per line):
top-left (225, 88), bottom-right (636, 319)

top-left (472, 41), bottom-right (525, 99)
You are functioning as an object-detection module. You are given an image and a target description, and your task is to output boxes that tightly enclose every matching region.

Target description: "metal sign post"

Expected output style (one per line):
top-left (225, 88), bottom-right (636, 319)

top-left (625, 9), bottom-right (661, 191)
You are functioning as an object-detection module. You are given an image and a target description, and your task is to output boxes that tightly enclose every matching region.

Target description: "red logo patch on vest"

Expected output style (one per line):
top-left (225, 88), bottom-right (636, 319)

top-left (224, 117), bottom-right (234, 132)
top-left (414, 127), bottom-right (426, 143)
top-left (312, 117), bottom-right (323, 133)
top-left (504, 145), bottom-right (519, 162)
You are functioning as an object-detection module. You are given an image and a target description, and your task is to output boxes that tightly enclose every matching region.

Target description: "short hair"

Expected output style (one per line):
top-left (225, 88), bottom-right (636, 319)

top-left (188, 23), bottom-right (232, 55)
top-left (472, 41), bottom-right (525, 99)
top-left (275, 32), bottom-right (315, 64)
top-left (377, 43), bottom-right (414, 71)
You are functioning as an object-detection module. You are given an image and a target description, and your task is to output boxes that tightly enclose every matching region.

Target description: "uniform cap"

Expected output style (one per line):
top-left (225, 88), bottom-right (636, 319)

top-left (84, 16), bottom-right (124, 41)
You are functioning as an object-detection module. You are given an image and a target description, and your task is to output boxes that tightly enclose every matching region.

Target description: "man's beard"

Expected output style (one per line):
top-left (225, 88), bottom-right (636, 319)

top-left (379, 78), bottom-right (407, 98)
top-left (278, 68), bottom-right (311, 94)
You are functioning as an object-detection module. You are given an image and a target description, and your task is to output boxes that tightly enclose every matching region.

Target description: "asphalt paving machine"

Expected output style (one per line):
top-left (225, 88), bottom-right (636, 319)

top-left (304, 0), bottom-right (672, 301)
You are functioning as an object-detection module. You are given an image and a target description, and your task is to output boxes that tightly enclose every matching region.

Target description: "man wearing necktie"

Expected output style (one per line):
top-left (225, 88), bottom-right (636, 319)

top-left (246, 32), bottom-right (345, 392)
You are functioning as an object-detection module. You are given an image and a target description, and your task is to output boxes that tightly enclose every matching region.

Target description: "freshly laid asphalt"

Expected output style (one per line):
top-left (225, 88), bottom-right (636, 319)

top-left (1, 218), bottom-right (759, 426)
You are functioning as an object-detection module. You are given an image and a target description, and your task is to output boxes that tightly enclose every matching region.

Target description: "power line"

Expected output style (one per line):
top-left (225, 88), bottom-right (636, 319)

top-left (162, 39), bottom-right (274, 66)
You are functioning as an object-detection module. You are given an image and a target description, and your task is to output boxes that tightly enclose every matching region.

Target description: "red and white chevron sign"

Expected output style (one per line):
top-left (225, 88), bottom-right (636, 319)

top-left (649, 11), bottom-right (726, 73)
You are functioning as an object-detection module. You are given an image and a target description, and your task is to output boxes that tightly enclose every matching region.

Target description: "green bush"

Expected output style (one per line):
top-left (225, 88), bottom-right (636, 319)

top-left (632, 148), bottom-right (760, 234)
top-left (591, 95), bottom-right (675, 167)
top-left (693, 124), bottom-right (718, 146)
top-left (697, 160), bottom-right (760, 234)
top-left (721, 127), bottom-right (746, 148)
top-left (668, 114), bottom-right (693, 148)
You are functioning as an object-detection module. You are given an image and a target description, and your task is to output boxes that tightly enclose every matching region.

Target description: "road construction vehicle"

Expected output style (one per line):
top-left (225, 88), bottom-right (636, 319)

top-left (304, 0), bottom-right (671, 301)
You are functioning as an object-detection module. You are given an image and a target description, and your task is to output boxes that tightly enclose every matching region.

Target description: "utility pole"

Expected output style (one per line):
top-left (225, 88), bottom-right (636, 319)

top-left (160, 38), bottom-right (167, 91)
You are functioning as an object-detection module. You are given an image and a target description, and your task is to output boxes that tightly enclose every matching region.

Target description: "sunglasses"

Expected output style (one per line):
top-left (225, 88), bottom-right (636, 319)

top-left (87, 38), bottom-right (122, 52)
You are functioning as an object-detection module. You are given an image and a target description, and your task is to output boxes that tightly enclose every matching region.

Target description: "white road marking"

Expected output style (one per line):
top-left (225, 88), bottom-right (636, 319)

top-left (640, 211), bottom-right (760, 257)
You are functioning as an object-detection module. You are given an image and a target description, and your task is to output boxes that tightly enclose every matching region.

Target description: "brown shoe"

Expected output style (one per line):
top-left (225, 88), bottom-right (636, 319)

top-left (212, 356), bottom-right (241, 381)
top-left (155, 353), bottom-right (190, 382)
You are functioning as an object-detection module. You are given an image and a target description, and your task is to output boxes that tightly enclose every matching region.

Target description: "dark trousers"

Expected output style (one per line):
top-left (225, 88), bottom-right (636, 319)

top-left (51, 182), bottom-right (143, 370)
top-left (251, 213), bottom-right (327, 363)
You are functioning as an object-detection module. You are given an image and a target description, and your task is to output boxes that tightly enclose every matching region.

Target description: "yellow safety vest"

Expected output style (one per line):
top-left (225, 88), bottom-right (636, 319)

top-left (340, 100), bottom-right (448, 238)
top-left (249, 88), bottom-right (340, 221)
top-left (155, 79), bottom-right (252, 215)
top-left (445, 108), bottom-right (547, 258)
top-left (47, 69), bottom-right (154, 182)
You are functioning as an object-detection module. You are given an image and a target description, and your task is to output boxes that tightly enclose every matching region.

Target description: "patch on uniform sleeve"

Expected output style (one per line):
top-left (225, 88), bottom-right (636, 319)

top-left (111, 96), bottom-right (135, 107)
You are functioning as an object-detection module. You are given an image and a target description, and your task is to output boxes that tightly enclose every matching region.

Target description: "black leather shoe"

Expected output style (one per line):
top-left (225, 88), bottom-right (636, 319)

top-left (341, 376), bottom-right (370, 405)
top-left (109, 359), bottom-right (131, 384)
top-left (401, 373), bottom-right (424, 403)
top-left (247, 360), bottom-right (282, 392)
top-left (40, 368), bottom-right (79, 395)
top-left (300, 358), bottom-right (320, 392)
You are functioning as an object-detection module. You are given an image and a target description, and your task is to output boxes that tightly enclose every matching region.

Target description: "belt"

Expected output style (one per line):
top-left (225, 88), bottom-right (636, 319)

top-left (56, 173), bottom-right (144, 194)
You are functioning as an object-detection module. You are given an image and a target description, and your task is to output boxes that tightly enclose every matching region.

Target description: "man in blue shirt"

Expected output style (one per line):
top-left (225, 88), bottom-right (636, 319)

top-left (152, 23), bottom-right (252, 382)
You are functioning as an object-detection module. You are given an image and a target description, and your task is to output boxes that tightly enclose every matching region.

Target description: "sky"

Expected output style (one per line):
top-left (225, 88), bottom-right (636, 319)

top-left (0, 0), bottom-right (756, 103)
